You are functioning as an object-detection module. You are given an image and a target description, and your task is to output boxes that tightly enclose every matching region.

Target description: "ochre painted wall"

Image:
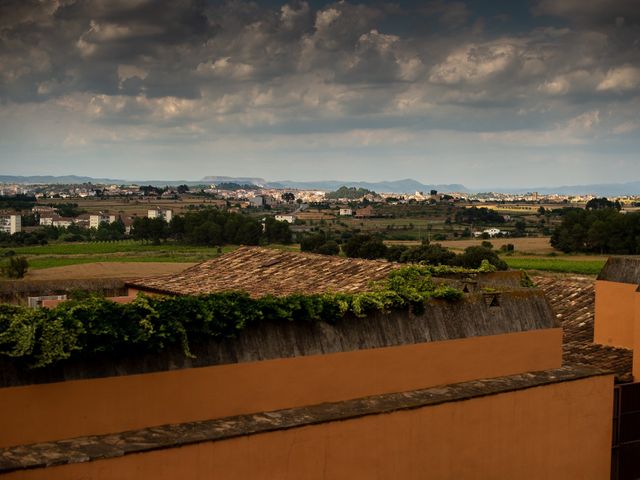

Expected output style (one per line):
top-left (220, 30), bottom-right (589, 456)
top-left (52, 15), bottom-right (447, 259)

top-left (594, 280), bottom-right (638, 349)
top-left (0, 329), bottom-right (561, 448)
top-left (634, 291), bottom-right (640, 380)
top-left (5, 375), bottom-right (614, 480)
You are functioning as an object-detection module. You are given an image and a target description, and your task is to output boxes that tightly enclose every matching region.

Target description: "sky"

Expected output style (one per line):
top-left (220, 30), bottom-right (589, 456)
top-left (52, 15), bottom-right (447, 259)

top-left (0, 0), bottom-right (639, 189)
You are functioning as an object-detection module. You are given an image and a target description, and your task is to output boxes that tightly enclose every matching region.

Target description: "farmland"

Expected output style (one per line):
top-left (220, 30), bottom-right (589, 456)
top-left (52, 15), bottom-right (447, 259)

top-left (387, 237), bottom-right (556, 254)
top-left (0, 241), bottom-right (234, 272)
top-left (503, 257), bottom-right (607, 275)
top-left (19, 261), bottom-right (195, 281)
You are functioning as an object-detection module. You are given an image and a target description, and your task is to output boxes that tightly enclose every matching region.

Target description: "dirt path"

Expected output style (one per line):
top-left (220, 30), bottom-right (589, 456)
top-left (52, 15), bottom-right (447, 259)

top-left (23, 262), bottom-right (196, 281)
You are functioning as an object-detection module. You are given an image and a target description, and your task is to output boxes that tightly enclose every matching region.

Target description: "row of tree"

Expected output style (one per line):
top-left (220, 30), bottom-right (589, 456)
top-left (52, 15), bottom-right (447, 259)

top-left (131, 210), bottom-right (292, 246)
top-left (301, 232), bottom-right (507, 270)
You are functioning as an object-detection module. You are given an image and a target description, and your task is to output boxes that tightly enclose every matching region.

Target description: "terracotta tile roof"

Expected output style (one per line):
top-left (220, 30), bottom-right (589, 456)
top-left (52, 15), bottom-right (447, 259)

top-left (126, 247), bottom-right (401, 297)
top-left (533, 275), bottom-right (633, 383)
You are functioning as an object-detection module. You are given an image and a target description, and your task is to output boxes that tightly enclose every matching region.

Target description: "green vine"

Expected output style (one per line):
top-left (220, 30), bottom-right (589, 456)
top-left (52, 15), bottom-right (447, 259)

top-left (0, 266), bottom-right (465, 369)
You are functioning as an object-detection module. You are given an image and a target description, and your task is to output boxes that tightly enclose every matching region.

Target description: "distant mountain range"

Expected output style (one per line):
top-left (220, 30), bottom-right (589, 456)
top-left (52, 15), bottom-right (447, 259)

top-left (2, 175), bottom-right (640, 196)
top-left (0, 175), bottom-right (466, 193)
top-left (0, 175), bottom-right (205, 187)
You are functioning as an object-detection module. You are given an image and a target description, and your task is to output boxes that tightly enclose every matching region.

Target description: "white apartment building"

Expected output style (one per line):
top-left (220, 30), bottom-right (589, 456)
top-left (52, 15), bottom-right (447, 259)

top-left (148, 208), bottom-right (173, 222)
top-left (339, 208), bottom-right (353, 216)
top-left (274, 214), bottom-right (295, 223)
top-left (89, 214), bottom-right (117, 229)
top-left (0, 214), bottom-right (21, 235)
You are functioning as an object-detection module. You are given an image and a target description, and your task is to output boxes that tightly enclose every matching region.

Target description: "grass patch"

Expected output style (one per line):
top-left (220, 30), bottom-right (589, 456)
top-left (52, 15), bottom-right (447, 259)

top-left (504, 257), bottom-right (606, 275)
top-left (10, 243), bottom-right (299, 271)
top-left (2, 241), bottom-right (225, 256)
top-left (26, 255), bottom-right (211, 270)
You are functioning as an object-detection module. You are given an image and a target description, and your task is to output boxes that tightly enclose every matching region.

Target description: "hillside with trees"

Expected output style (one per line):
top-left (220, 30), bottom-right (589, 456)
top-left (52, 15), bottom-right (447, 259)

top-left (325, 186), bottom-right (376, 199)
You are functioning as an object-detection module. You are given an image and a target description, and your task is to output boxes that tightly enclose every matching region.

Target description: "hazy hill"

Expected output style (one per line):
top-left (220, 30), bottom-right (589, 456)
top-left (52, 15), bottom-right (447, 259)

top-left (4, 174), bottom-right (638, 196)
top-left (0, 175), bottom-right (126, 184)
top-left (265, 178), bottom-right (467, 194)
top-left (201, 176), bottom-right (268, 186)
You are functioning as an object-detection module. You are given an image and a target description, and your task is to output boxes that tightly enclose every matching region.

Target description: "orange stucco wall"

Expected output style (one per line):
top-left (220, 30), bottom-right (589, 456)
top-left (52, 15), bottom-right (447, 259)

top-left (594, 280), bottom-right (638, 349)
top-left (634, 291), bottom-right (640, 380)
top-left (5, 374), bottom-right (613, 480)
top-left (0, 328), bottom-right (561, 448)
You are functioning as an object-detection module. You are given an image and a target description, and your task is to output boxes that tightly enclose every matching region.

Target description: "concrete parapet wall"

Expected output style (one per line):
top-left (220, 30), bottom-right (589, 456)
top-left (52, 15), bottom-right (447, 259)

top-left (0, 328), bottom-right (561, 448)
top-left (2, 373), bottom-right (612, 480)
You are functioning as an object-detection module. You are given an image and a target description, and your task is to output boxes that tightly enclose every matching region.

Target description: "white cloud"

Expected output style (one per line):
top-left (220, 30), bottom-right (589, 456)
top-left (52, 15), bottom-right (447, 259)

top-left (538, 70), bottom-right (594, 95)
top-left (196, 57), bottom-right (255, 80)
top-left (429, 41), bottom-right (519, 85)
top-left (597, 65), bottom-right (640, 92)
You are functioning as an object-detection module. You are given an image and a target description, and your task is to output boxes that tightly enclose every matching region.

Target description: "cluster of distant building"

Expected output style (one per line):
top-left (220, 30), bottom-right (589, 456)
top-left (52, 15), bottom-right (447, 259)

top-left (3, 181), bottom-right (640, 207)
top-left (0, 207), bottom-right (173, 236)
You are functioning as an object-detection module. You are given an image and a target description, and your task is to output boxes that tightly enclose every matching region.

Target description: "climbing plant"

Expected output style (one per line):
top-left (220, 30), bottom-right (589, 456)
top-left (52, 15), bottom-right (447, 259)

top-left (0, 265), bottom-right (473, 368)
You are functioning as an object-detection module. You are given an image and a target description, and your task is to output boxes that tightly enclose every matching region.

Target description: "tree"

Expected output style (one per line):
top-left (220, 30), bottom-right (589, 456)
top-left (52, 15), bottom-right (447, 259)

top-left (263, 217), bottom-right (292, 244)
top-left (455, 207), bottom-right (505, 225)
top-left (452, 246), bottom-right (508, 270)
top-left (301, 231), bottom-right (338, 255)
top-left (343, 234), bottom-right (387, 259)
top-left (1, 256), bottom-right (28, 278)
top-left (399, 243), bottom-right (456, 265)
top-left (281, 192), bottom-right (295, 202)
top-left (513, 220), bottom-right (527, 236)
top-left (385, 245), bottom-right (409, 262)
top-left (177, 184), bottom-right (190, 194)
top-left (191, 221), bottom-right (223, 246)
top-left (316, 240), bottom-right (340, 255)
top-left (586, 197), bottom-right (621, 211)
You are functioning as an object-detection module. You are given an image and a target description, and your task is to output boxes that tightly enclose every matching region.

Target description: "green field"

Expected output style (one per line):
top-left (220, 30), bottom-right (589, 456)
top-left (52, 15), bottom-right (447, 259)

top-left (1, 239), bottom-right (609, 275)
top-left (2, 242), bottom-right (301, 270)
top-left (2, 241), bottom-right (219, 256)
top-left (26, 255), bottom-right (209, 270)
top-left (504, 257), bottom-right (607, 275)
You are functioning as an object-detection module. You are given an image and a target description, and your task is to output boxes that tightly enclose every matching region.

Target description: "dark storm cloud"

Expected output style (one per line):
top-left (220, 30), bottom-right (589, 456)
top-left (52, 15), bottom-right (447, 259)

top-left (1, 0), bottom-right (638, 107)
top-left (0, 0), bottom-right (639, 186)
top-left (533, 0), bottom-right (640, 27)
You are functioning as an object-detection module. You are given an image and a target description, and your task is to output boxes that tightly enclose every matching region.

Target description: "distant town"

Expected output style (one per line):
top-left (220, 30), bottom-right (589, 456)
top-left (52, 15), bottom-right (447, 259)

top-left (1, 178), bottom-right (639, 241)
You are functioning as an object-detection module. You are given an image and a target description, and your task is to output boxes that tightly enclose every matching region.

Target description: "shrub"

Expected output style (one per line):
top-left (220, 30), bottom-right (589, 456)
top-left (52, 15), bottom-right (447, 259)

top-left (316, 240), bottom-right (340, 255)
top-left (1, 256), bottom-right (28, 278)
top-left (399, 243), bottom-right (456, 265)
top-left (343, 234), bottom-right (387, 259)
top-left (452, 246), bottom-right (508, 270)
